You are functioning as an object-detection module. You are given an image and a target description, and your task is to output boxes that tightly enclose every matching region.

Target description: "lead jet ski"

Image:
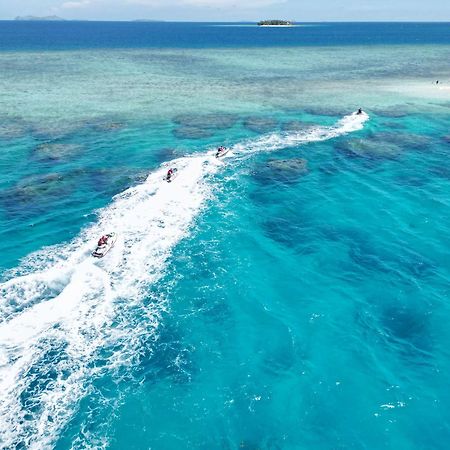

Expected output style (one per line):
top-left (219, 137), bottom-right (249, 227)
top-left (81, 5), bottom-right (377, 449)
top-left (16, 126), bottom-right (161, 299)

top-left (163, 168), bottom-right (178, 183)
top-left (92, 232), bottom-right (117, 258)
top-left (215, 146), bottom-right (229, 158)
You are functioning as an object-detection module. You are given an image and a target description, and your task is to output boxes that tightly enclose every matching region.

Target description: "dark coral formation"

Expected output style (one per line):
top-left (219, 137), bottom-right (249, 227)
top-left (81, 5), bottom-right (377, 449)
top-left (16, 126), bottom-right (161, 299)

top-left (0, 117), bottom-right (29, 140)
top-left (87, 167), bottom-right (149, 195)
top-left (33, 143), bottom-right (83, 163)
top-left (173, 127), bottom-right (215, 140)
top-left (429, 165), bottom-right (450, 180)
top-left (380, 305), bottom-right (432, 354)
top-left (303, 106), bottom-right (348, 117)
top-left (0, 172), bottom-right (75, 216)
top-left (31, 117), bottom-right (124, 141)
top-left (281, 120), bottom-right (316, 133)
top-left (263, 216), bottom-right (307, 248)
top-left (380, 121), bottom-right (406, 130)
top-left (31, 122), bottom-right (81, 140)
top-left (320, 225), bottom-right (435, 281)
top-left (243, 117), bottom-right (277, 133)
top-left (262, 210), bottom-right (317, 255)
top-left (376, 132), bottom-right (431, 149)
top-left (336, 138), bottom-right (402, 159)
top-left (354, 302), bottom-right (433, 363)
top-left (395, 172), bottom-right (429, 187)
top-left (375, 110), bottom-right (409, 118)
top-left (0, 165), bottom-right (148, 216)
top-left (172, 113), bottom-right (238, 140)
top-left (14, 173), bottom-right (67, 199)
top-left (254, 158), bottom-right (308, 186)
top-left (267, 158), bottom-right (308, 173)
top-left (89, 120), bottom-right (124, 132)
top-left (173, 113), bottom-right (237, 130)
top-left (154, 147), bottom-right (184, 164)
top-left (335, 130), bottom-right (430, 160)
top-left (372, 106), bottom-right (410, 118)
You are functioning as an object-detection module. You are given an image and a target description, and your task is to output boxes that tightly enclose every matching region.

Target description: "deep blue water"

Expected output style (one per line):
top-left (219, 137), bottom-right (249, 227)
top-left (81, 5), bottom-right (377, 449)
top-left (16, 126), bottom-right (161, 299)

top-left (1, 21), bottom-right (450, 50)
top-left (1, 21), bottom-right (450, 449)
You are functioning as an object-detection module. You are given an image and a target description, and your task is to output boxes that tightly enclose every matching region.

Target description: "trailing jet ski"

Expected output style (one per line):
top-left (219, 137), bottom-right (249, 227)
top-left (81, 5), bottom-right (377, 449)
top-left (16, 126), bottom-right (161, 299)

top-left (92, 232), bottom-right (117, 258)
top-left (163, 168), bottom-right (178, 183)
top-left (215, 146), bottom-right (229, 158)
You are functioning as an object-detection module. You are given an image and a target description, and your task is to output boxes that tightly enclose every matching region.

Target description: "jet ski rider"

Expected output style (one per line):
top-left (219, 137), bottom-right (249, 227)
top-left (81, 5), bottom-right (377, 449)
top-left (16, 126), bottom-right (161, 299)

top-left (167, 168), bottom-right (174, 179)
top-left (216, 146), bottom-right (226, 157)
top-left (98, 235), bottom-right (109, 246)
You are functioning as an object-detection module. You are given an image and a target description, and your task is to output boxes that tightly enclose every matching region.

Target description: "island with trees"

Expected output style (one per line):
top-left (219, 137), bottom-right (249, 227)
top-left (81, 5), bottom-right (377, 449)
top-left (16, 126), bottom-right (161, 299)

top-left (15, 16), bottom-right (66, 21)
top-left (257, 20), bottom-right (294, 26)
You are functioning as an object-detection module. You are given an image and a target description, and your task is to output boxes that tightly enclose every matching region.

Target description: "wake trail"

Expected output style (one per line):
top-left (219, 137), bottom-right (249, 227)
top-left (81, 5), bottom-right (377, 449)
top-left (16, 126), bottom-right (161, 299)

top-left (0, 112), bottom-right (368, 449)
top-left (233, 111), bottom-right (369, 156)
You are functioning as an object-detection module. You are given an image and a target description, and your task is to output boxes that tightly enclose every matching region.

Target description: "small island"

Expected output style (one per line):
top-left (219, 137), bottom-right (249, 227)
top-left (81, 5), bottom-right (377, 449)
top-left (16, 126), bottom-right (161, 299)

top-left (257, 20), bottom-right (293, 27)
top-left (15, 15), bottom-right (66, 21)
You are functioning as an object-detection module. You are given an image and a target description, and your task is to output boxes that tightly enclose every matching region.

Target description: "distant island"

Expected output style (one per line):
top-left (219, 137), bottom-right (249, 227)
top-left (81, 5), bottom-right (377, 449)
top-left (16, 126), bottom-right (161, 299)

top-left (257, 20), bottom-right (293, 26)
top-left (15, 15), bottom-right (66, 21)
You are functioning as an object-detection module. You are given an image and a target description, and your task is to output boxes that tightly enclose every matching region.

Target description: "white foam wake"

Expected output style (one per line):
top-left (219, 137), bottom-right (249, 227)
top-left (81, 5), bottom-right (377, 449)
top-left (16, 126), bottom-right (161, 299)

top-left (0, 112), bottom-right (367, 448)
top-left (0, 154), bottom-right (222, 449)
top-left (233, 111), bottom-right (369, 155)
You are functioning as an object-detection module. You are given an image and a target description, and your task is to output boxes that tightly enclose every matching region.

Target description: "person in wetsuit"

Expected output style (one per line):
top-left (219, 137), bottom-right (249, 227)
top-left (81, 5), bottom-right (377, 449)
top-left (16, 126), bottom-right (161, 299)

top-left (98, 235), bottom-right (108, 246)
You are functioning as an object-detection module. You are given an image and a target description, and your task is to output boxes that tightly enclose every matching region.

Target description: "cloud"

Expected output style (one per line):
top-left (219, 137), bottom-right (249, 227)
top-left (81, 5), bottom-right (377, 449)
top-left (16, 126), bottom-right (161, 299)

top-left (125, 0), bottom-right (162, 5)
top-left (180, 0), bottom-right (284, 6)
top-left (61, 0), bottom-right (91, 9)
top-left (128, 0), bottom-right (285, 7)
top-left (58, 0), bottom-right (286, 14)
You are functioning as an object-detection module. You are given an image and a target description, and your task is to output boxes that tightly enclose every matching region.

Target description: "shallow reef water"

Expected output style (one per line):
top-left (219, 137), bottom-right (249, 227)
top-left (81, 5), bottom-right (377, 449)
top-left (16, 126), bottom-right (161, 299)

top-left (32, 143), bottom-right (83, 163)
top-left (252, 158), bottom-right (309, 189)
top-left (172, 113), bottom-right (238, 139)
top-left (0, 117), bottom-right (30, 140)
top-left (1, 22), bottom-right (450, 450)
top-left (244, 116), bottom-right (278, 133)
top-left (1, 173), bottom-right (73, 212)
top-left (336, 136), bottom-right (403, 159)
top-left (281, 120), bottom-right (317, 132)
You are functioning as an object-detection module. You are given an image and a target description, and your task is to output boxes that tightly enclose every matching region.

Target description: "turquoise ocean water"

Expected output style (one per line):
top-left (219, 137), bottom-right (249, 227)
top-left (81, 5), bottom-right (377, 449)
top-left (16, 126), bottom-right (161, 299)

top-left (1, 22), bottom-right (450, 449)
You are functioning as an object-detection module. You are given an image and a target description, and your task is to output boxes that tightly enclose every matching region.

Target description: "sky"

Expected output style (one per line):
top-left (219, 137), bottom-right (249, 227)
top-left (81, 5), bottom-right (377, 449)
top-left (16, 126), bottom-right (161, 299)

top-left (1, 0), bottom-right (450, 21)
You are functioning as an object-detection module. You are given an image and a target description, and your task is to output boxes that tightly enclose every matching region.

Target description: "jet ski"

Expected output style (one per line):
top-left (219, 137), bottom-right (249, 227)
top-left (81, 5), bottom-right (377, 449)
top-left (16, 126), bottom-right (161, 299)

top-left (163, 168), bottom-right (178, 183)
top-left (215, 147), bottom-right (229, 158)
top-left (92, 232), bottom-right (117, 258)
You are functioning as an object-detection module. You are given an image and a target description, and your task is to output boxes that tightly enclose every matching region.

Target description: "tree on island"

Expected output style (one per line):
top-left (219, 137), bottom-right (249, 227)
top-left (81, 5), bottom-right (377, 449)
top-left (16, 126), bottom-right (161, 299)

top-left (257, 20), bottom-right (293, 26)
